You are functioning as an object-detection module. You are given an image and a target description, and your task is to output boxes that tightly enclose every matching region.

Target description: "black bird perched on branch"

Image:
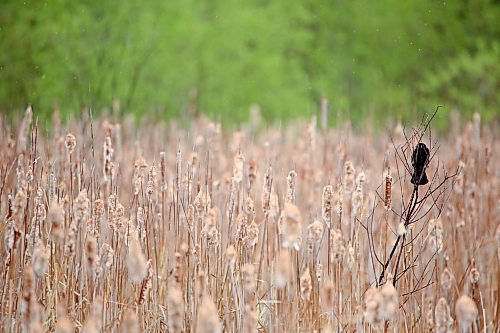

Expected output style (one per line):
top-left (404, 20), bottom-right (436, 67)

top-left (411, 143), bottom-right (430, 185)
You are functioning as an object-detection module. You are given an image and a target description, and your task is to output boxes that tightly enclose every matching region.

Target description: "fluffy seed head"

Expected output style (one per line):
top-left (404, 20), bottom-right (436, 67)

top-left (280, 203), bottom-right (303, 250)
top-left (65, 133), bottom-right (76, 154)
top-left (300, 268), bottom-right (312, 301)
top-left (455, 295), bottom-right (478, 329)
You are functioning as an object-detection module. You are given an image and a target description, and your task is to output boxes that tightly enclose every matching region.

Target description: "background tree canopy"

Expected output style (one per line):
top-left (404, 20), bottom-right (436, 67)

top-left (0, 0), bottom-right (498, 126)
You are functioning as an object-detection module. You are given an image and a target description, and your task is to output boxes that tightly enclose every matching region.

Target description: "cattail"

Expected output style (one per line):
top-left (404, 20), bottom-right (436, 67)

top-left (364, 287), bottom-right (382, 326)
top-left (261, 165), bottom-right (273, 215)
top-left (243, 305), bottom-right (257, 333)
top-left (427, 218), bottom-right (444, 254)
top-left (17, 105), bottom-right (33, 154)
top-left (16, 153), bottom-right (27, 191)
top-left (126, 232), bottom-right (148, 283)
top-left (316, 263), bottom-right (323, 282)
top-left (184, 205), bottom-right (194, 228)
top-left (202, 208), bottom-right (219, 246)
top-left (455, 294), bottom-right (478, 330)
top-left (440, 267), bottom-right (454, 291)
top-left (65, 133), bottom-right (76, 155)
top-left (285, 170), bottom-right (297, 204)
top-left (425, 299), bottom-right (435, 331)
top-left (322, 281), bottom-right (335, 310)
top-left (321, 185), bottom-right (334, 223)
top-left (103, 134), bottom-right (114, 181)
top-left (330, 228), bottom-right (345, 263)
top-left (344, 161), bottom-right (355, 193)
top-left (244, 197), bottom-right (255, 218)
top-left (22, 264), bottom-right (42, 332)
top-left (242, 263), bottom-right (256, 293)
top-left (157, 152), bottom-right (167, 192)
top-left (232, 152), bottom-right (244, 184)
top-left (101, 243), bottom-right (114, 271)
top-left (121, 309), bottom-right (140, 333)
top-left (74, 189), bottom-right (90, 225)
top-left (32, 240), bottom-right (49, 278)
top-left (435, 297), bottom-right (453, 333)
top-left (300, 267), bottom-right (312, 301)
top-left (194, 190), bottom-right (210, 215)
top-left (167, 286), bottom-right (185, 331)
top-left (248, 159), bottom-right (257, 188)
top-left (379, 275), bottom-right (399, 320)
top-left (346, 242), bottom-right (356, 270)
top-left (384, 170), bottom-right (392, 210)
top-left (335, 182), bottom-right (343, 217)
top-left (85, 233), bottom-right (98, 273)
top-left (133, 157), bottom-right (148, 195)
top-left (274, 250), bottom-right (291, 289)
top-left (94, 198), bottom-right (105, 217)
top-left (307, 220), bottom-right (323, 252)
top-left (138, 260), bottom-right (153, 305)
top-left (147, 165), bottom-right (157, 196)
top-left (280, 203), bottom-right (302, 250)
top-left (55, 305), bottom-right (74, 333)
top-left (226, 245), bottom-right (237, 270)
top-left (48, 201), bottom-right (64, 244)
top-left (196, 295), bottom-right (221, 333)
top-left (356, 171), bottom-right (366, 188)
top-left (49, 166), bottom-right (57, 203)
top-left (173, 252), bottom-right (183, 284)
top-left (243, 219), bottom-right (259, 249)
top-left (351, 184), bottom-right (364, 216)
top-left (84, 297), bottom-right (103, 332)
top-left (469, 267), bottom-right (480, 284)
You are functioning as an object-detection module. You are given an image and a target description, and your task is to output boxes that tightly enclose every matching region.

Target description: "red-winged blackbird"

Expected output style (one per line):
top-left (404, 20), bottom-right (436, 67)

top-left (411, 143), bottom-right (430, 185)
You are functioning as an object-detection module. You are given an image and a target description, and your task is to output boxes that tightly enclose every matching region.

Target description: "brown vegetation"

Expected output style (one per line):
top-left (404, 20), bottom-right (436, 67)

top-left (0, 107), bottom-right (498, 332)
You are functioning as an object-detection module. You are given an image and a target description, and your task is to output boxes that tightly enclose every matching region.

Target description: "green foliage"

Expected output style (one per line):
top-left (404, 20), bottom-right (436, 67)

top-left (0, 0), bottom-right (498, 125)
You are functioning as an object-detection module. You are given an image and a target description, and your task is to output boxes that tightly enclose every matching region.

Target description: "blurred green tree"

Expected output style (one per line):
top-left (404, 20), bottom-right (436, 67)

top-left (0, 0), bottom-right (498, 125)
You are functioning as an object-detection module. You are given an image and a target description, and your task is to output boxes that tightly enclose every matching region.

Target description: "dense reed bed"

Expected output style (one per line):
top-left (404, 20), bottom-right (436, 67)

top-left (0, 108), bottom-right (498, 332)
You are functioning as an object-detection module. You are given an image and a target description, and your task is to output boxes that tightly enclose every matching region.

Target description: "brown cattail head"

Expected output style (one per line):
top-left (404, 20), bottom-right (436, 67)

top-left (226, 245), bottom-right (237, 270)
top-left (48, 201), bottom-right (64, 244)
top-left (330, 228), bottom-right (345, 263)
top-left (126, 233), bottom-right (148, 283)
top-left (121, 309), bottom-right (140, 333)
top-left (321, 185), bottom-right (334, 223)
top-left (455, 294), bottom-right (478, 330)
top-left (435, 297), bottom-right (453, 333)
top-left (248, 159), bottom-right (257, 188)
top-left (167, 286), bottom-right (185, 332)
top-left (196, 295), bottom-right (221, 333)
top-left (232, 152), bottom-right (244, 184)
top-left (103, 134), bottom-right (114, 181)
top-left (322, 281), bottom-right (335, 310)
top-left (274, 250), bottom-right (291, 289)
top-left (440, 266), bottom-right (454, 291)
top-left (280, 203), bottom-right (303, 251)
top-left (285, 170), bottom-right (297, 204)
top-left (17, 105), bottom-right (33, 154)
top-left (300, 267), bottom-right (312, 301)
top-left (65, 133), bottom-right (76, 155)
top-left (32, 240), bottom-right (49, 278)
top-left (379, 275), bottom-right (399, 320)
top-left (242, 263), bottom-right (256, 294)
top-left (307, 220), bottom-right (323, 252)
top-left (384, 169), bottom-right (392, 210)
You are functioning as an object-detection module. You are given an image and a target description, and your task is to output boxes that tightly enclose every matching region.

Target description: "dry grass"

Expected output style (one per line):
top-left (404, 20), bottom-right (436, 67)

top-left (0, 108), bottom-right (498, 332)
